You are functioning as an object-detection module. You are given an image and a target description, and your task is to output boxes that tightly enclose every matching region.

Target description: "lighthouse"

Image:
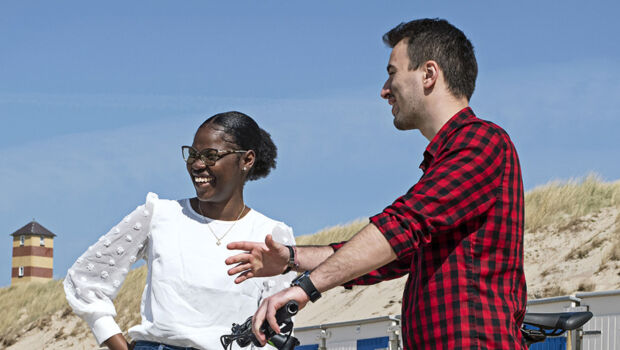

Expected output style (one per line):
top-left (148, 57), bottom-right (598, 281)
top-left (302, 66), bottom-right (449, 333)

top-left (10, 220), bottom-right (55, 284)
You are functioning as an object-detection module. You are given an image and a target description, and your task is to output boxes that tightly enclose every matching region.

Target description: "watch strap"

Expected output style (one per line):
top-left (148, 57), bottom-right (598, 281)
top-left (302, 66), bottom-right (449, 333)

top-left (291, 271), bottom-right (321, 302)
top-left (282, 245), bottom-right (298, 275)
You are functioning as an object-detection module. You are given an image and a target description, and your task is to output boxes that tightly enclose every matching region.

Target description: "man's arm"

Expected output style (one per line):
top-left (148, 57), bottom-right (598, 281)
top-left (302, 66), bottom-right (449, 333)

top-left (250, 223), bottom-right (396, 344)
top-left (226, 234), bottom-right (335, 283)
top-left (295, 245), bottom-right (336, 271)
top-left (308, 224), bottom-right (396, 291)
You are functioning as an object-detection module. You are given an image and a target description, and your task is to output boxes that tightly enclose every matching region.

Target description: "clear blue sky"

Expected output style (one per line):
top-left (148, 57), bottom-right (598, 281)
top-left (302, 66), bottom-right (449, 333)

top-left (1, 1), bottom-right (619, 286)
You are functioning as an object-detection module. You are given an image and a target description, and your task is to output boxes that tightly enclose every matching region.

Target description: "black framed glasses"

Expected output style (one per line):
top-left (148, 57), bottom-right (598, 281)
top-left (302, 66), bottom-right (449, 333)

top-left (181, 146), bottom-right (248, 166)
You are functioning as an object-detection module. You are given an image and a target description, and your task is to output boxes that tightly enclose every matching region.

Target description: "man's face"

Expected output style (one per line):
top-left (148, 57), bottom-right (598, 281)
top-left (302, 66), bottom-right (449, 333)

top-left (380, 40), bottom-right (424, 130)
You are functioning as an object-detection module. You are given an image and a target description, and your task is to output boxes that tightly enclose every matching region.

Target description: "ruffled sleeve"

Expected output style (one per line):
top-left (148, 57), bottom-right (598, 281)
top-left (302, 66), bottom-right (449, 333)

top-left (63, 193), bottom-right (157, 345)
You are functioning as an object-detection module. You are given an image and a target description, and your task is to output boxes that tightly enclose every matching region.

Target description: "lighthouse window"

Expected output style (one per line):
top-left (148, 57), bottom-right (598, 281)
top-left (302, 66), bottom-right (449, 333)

top-left (18, 266), bottom-right (24, 277)
top-left (20, 235), bottom-right (25, 246)
top-left (40, 236), bottom-right (45, 246)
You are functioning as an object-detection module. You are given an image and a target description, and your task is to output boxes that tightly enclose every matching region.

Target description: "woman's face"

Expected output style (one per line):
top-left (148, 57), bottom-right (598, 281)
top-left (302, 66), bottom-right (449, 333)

top-left (187, 125), bottom-right (249, 204)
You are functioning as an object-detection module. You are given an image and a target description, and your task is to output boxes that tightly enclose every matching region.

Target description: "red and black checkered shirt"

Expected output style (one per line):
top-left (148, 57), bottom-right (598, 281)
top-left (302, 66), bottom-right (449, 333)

top-left (331, 107), bottom-right (527, 349)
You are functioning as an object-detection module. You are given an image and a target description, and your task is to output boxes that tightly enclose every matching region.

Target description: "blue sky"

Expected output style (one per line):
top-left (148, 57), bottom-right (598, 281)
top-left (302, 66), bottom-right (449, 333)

top-left (1, 1), bottom-right (619, 286)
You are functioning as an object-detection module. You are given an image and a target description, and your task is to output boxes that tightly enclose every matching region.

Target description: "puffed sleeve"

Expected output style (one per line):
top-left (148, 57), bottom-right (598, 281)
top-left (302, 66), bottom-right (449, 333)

top-left (63, 193), bottom-right (157, 345)
top-left (259, 223), bottom-right (297, 300)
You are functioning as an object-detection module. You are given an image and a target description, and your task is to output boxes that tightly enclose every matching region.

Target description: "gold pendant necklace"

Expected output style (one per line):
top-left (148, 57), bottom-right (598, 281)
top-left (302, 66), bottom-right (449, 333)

top-left (198, 200), bottom-right (246, 246)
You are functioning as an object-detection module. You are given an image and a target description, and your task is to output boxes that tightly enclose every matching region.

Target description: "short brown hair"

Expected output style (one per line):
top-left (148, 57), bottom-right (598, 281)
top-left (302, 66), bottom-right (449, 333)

top-left (383, 18), bottom-right (478, 101)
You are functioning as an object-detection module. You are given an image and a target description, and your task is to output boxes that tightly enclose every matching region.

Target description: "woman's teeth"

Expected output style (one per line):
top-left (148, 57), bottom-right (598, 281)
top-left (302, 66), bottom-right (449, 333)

top-left (194, 176), bottom-right (214, 183)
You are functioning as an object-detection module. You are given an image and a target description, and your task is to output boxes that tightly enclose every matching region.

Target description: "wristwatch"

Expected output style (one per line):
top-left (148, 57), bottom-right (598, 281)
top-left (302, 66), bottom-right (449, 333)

top-left (291, 271), bottom-right (321, 302)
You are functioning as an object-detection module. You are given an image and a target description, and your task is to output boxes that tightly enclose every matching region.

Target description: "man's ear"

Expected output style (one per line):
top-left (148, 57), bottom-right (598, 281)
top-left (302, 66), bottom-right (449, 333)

top-left (422, 60), bottom-right (440, 89)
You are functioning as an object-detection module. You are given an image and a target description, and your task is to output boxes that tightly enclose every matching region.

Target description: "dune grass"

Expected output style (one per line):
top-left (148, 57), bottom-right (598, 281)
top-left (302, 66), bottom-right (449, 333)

top-left (0, 279), bottom-right (67, 346)
top-left (114, 266), bottom-right (147, 334)
top-left (524, 174), bottom-right (620, 232)
top-left (296, 219), bottom-right (368, 246)
top-left (0, 266), bottom-right (147, 346)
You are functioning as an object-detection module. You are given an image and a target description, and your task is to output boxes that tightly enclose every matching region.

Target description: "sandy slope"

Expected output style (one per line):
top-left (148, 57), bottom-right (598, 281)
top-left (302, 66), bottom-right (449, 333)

top-left (5, 309), bottom-right (100, 350)
top-left (524, 206), bottom-right (620, 297)
top-left (4, 207), bottom-right (619, 349)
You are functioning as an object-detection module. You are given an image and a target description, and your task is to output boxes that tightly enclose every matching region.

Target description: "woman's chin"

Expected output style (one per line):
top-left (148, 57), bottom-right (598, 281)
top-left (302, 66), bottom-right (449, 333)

top-left (194, 187), bottom-right (215, 201)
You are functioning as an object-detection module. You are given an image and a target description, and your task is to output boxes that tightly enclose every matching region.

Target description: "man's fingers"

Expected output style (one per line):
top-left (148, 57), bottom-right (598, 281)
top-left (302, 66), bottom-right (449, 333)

top-left (224, 253), bottom-right (252, 266)
top-left (265, 234), bottom-right (283, 251)
top-left (252, 302), bottom-right (268, 345)
top-left (227, 241), bottom-right (257, 251)
top-left (265, 301), bottom-right (282, 334)
top-left (227, 262), bottom-right (252, 275)
top-left (264, 234), bottom-right (275, 247)
top-left (231, 262), bottom-right (252, 275)
top-left (234, 271), bottom-right (255, 284)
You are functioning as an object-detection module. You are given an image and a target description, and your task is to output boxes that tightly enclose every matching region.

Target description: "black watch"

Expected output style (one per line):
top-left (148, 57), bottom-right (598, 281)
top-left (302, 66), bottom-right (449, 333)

top-left (291, 271), bottom-right (321, 302)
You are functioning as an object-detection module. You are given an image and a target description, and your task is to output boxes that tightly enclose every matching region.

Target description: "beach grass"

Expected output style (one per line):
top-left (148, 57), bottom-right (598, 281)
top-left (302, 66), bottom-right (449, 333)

top-left (524, 173), bottom-right (620, 232)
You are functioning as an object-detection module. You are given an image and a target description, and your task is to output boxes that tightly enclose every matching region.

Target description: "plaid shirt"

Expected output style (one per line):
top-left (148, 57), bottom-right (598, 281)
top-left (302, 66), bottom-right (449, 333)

top-left (331, 108), bottom-right (526, 349)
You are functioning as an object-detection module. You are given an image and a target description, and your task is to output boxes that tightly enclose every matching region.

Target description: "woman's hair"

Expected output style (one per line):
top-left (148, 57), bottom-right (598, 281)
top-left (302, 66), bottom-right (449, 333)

top-left (199, 111), bottom-right (277, 181)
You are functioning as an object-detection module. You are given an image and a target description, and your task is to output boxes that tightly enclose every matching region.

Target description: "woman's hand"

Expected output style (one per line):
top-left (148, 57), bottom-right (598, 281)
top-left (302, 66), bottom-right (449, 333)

top-left (103, 333), bottom-right (132, 350)
top-left (226, 234), bottom-right (290, 283)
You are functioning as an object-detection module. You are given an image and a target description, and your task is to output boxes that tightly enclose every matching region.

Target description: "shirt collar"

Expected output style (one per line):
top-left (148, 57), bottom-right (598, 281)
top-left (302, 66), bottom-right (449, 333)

top-left (420, 107), bottom-right (476, 172)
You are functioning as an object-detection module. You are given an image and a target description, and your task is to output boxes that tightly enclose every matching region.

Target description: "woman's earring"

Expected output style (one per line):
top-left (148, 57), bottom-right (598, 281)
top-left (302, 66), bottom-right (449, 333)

top-left (243, 167), bottom-right (247, 171)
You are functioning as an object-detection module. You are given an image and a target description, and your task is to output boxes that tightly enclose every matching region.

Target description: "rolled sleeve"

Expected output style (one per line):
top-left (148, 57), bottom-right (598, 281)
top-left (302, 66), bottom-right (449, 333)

top-left (371, 124), bottom-right (505, 260)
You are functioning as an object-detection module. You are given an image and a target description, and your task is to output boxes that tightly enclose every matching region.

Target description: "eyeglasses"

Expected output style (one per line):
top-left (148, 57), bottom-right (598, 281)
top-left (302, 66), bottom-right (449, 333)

top-left (181, 146), bottom-right (247, 166)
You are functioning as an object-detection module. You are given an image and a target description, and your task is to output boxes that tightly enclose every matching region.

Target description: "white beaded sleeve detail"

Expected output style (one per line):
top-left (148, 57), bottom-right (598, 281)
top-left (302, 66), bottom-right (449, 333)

top-left (63, 192), bottom-right (157, 345)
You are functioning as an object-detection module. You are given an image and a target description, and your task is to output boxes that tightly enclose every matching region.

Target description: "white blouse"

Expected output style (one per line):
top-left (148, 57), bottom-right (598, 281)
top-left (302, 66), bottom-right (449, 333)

top-left (64, 193), bottom-right (296, 349)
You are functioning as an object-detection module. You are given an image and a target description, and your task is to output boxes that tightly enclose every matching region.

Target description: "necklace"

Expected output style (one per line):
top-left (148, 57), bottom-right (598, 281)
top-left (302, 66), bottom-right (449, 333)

top-left (197, 200), bottom-right (246, 246)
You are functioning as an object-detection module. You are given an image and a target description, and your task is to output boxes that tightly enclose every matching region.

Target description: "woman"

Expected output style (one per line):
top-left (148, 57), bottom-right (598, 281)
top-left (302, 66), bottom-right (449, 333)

top-left (64, 111), bottom-right (296, 350)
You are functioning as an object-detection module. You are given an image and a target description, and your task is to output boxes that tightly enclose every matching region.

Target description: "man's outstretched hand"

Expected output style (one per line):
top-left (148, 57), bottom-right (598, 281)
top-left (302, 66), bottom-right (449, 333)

top-left (226, 234), bottom-right (290, 283)
top-left (252, 286), bottom-right (309, 345)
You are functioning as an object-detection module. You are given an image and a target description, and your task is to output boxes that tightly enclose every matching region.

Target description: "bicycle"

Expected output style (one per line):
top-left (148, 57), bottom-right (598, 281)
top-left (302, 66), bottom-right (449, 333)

top-left (521, 311), bottom-right (593, 348)
top-left (221, 301), bottom-right (300, 350)
top-left (223, 303), bottom-right (592, 349)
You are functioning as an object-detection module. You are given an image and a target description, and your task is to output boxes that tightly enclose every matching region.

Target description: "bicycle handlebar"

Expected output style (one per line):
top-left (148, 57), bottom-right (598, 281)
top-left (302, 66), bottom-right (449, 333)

top-left (220, 301), bottom-right (300, 350)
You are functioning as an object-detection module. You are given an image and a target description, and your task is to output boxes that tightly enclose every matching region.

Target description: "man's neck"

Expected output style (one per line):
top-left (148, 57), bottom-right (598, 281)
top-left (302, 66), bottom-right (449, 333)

top-left (419, 96), bottom-right (469, 142)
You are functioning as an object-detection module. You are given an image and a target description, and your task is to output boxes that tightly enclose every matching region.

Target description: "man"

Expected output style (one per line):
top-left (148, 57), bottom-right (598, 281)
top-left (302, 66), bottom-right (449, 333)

top-left (226, 18), bottom-right (526, 349)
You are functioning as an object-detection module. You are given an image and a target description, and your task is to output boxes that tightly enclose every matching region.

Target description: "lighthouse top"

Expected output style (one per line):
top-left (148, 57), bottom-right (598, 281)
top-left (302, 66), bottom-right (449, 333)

top-left (10, 220), bottom-right (56, 238)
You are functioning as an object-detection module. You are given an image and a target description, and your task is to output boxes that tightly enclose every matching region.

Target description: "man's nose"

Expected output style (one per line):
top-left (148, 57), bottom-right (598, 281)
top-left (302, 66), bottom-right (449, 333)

top-left (380, 80), bottom-right (391, 99)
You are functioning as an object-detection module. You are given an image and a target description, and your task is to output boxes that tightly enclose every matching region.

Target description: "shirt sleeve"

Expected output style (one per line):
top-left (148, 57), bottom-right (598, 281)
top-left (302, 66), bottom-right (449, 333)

top-left (63, 193), bottom-right (157, 345)
top-left (370, 123), bottom-right (506, 260)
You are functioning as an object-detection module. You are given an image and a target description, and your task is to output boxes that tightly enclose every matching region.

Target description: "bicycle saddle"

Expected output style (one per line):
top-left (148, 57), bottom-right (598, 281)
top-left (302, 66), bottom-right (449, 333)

top-left (523, 311), bottom-right (593, 330)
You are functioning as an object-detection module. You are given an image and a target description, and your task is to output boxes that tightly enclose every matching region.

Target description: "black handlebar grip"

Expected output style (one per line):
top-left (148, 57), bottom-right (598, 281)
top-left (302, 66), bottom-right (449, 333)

top-left (260, 300), bottom-right (299, 337)
top-left (270, 334), bottom-right (300, 350)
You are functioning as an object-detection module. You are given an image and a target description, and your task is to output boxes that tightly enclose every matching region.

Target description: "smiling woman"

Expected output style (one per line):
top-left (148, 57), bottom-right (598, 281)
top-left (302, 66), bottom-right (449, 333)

top-left (63, 111), bottom-right (296, 350)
